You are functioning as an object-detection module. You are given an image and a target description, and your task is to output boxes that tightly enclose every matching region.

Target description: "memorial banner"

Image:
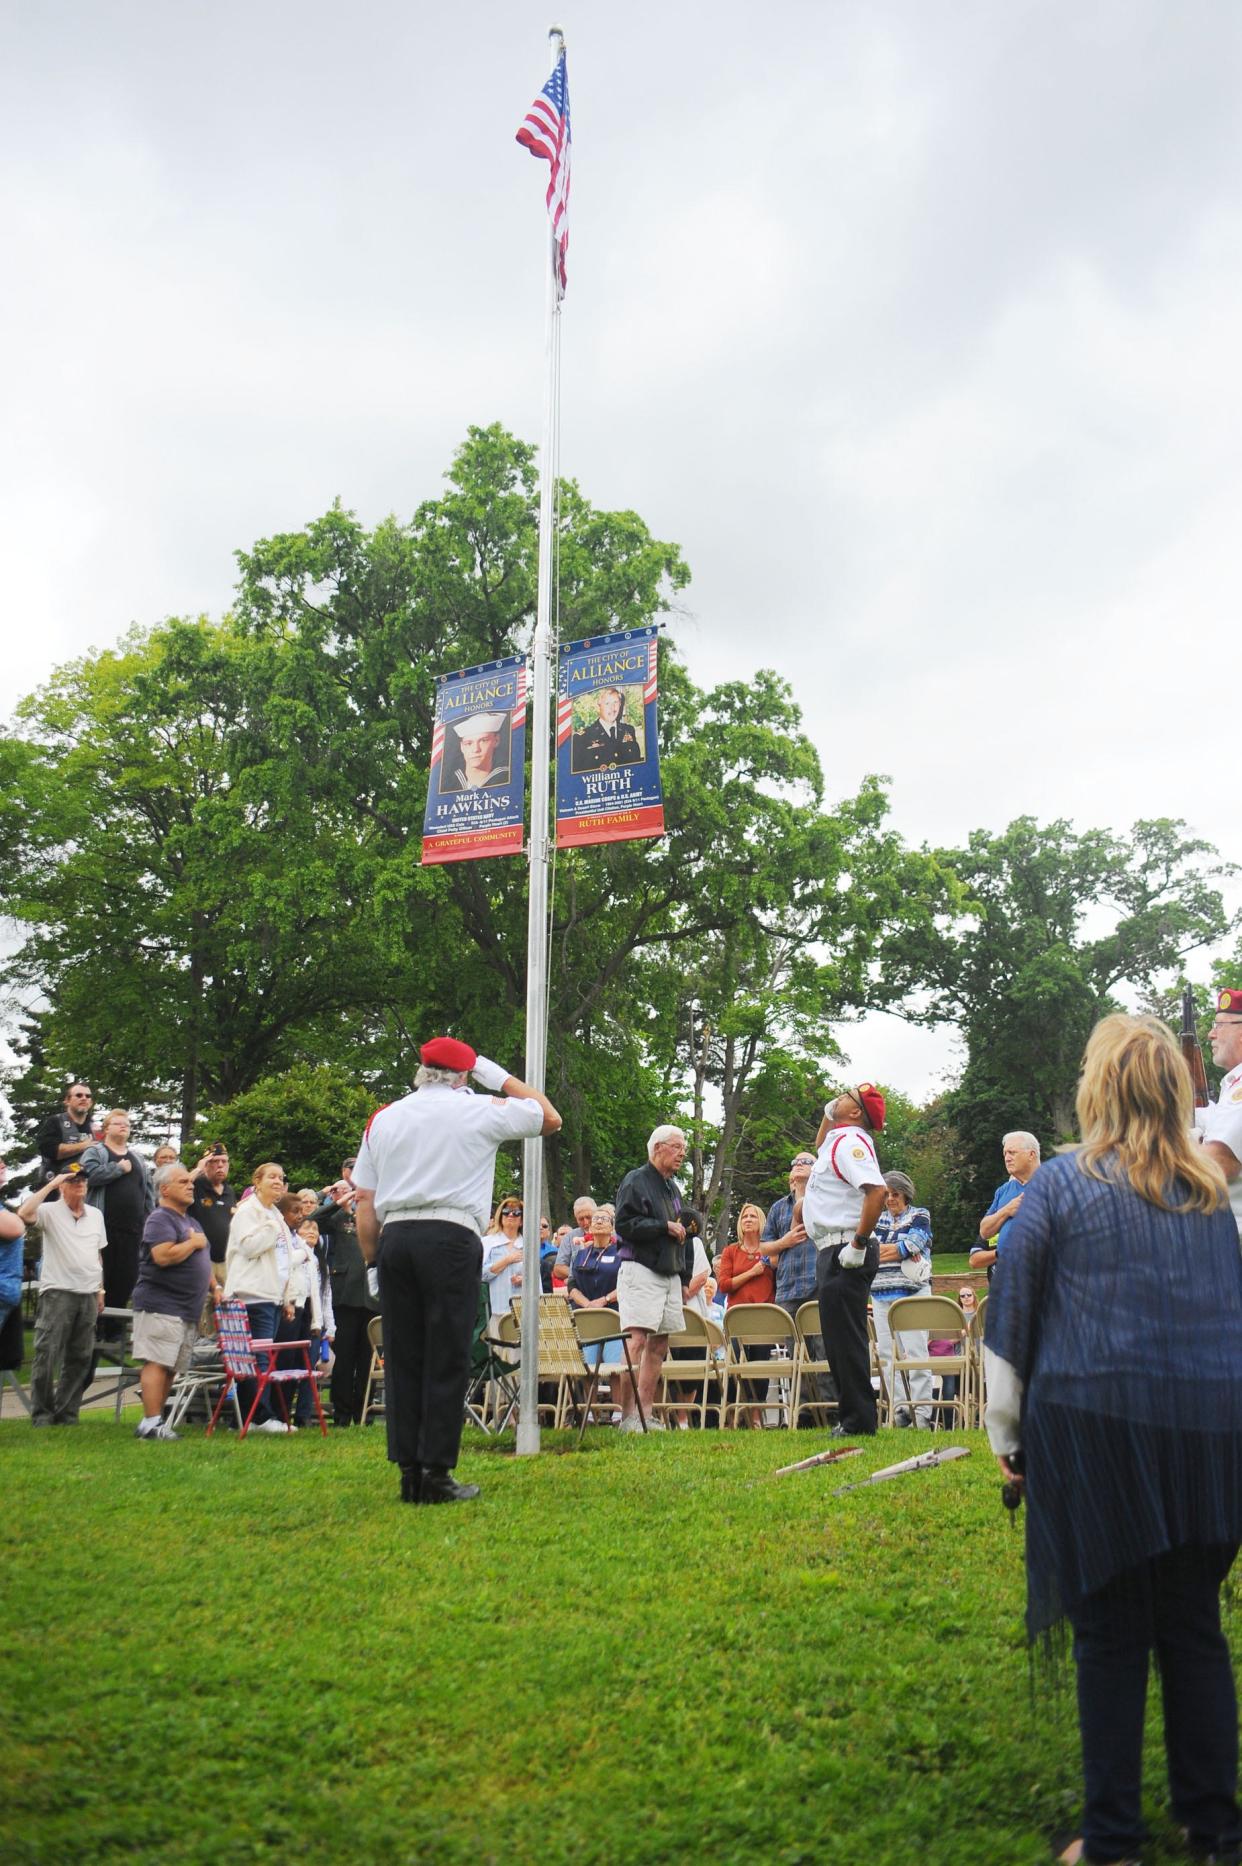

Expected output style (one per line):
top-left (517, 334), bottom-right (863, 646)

top-left (555, 626), bottom-right (665, 849)
top-left (421, 656), bottom-right (527, 865)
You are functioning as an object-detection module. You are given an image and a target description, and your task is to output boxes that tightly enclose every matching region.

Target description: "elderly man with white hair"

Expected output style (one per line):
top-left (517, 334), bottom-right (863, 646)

top-left (612, 1126), bottom-right (699, 1433)
top-left (352, 1035), bottom-right (560, 1504)
top-left (971, 1130), bottom-right (1042, 1282)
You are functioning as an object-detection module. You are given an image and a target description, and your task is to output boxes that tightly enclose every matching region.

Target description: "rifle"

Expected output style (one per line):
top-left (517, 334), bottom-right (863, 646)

top-left (1181, 985), bottom-right (1211, 1109)
top-left (773, 1445), bottom-right (864, 1477)
top-left (831, 1444), bottom-right (970, 1495)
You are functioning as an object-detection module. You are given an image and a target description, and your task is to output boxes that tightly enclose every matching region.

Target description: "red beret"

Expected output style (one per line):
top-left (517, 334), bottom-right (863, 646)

top-left (420, 1036), bottom-right (477, 1071)
top-left (1218, 989), bottom-right (1242, 1017)
top-left (856, 1082), bottom-right (886, 1133)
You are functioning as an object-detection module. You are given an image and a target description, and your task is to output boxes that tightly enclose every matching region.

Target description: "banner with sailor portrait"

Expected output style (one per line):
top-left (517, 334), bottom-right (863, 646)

top-left (421, 655), bottom-right (527, 865)
top-left (555, 626), bottom-right (665, 848)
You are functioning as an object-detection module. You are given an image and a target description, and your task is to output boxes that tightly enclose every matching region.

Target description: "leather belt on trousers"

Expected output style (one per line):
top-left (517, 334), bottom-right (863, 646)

top-left (383, 1204), bottom-right (480, 1235)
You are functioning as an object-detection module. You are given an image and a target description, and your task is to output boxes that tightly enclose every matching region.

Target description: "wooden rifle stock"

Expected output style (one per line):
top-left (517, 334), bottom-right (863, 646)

top-left (1181, 986), bottom-right (1211, 1110)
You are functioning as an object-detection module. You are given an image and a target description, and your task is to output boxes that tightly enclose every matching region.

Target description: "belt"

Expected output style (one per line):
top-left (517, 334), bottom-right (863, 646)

top-left (814, 1227), bottom-right (861, 1253)
top-left (383, 1204), bottom-right (480, 1235)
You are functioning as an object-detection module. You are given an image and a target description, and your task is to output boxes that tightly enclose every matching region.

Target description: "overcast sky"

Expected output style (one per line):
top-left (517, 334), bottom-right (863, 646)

top-left (3, 1), bottom-right (1240, 1099)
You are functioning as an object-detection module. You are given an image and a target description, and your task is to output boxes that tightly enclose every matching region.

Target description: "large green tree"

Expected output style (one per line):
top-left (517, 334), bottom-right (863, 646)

top-left (1, 423), bottom-right (960, 1226)
top-left (880, 815), bottom-right (1237, 1223)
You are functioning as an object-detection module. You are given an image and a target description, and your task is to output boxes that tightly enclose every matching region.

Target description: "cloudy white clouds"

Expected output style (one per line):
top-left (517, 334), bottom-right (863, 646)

top-left (3, 1), bottom-right (1239, 1094)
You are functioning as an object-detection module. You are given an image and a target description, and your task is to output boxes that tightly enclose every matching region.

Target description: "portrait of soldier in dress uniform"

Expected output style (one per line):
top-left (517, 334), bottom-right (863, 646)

top-left (570, 686), bottom-right (644, 774)
top-left (441, 711), bottom-right (511, 793)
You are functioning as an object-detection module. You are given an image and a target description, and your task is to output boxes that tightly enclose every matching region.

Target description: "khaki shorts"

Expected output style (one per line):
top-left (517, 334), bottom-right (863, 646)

top-left (132, 1310), bottom-right (198, 1374)
top-left (617, 1260), bottom-right (684, 1338)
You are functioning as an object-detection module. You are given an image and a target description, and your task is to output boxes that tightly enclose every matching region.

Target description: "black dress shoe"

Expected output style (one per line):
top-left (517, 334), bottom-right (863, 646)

top-left (420, 1467), bottom-right (481, 1504)
top-left (399, 1465), bottom-right (423, 1503)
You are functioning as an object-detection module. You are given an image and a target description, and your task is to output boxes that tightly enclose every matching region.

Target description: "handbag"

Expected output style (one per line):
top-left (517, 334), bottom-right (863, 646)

top-left (899, 1252), bottom-right (932, 1287)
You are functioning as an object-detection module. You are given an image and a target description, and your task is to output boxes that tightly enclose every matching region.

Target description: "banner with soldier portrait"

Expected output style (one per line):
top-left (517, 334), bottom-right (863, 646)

top-left (421, 655), bottom-right (527, 864)
top-left (555, 626), bottom-right (665, 849)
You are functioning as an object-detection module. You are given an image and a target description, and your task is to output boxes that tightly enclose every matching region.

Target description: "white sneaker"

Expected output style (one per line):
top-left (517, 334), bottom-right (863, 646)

top-left (253, 1418), bottom-right (291, 1435)
top-left (135, 1420), bottom-right (179, 1441)
top-left (617, 1413), bottom-right (643, 1434)
top-left (646, 1417), bottom-right (666, 1431)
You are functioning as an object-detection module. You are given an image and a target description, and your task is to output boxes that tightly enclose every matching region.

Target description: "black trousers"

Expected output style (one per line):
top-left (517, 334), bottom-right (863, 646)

top-left (816, 1240), bottom-right (878, 1434)
top-left (1069, 1541), bottom-right (1240, 1863)
top-left (378, 1220), bottom-right (481, 1473)
top-left (330, 1305), bottom-right (373, 1425)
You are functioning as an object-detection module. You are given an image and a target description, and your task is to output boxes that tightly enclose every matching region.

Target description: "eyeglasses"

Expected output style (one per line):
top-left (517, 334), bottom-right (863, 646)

top-left (500, 1206), bottom-right (523, 1217)
top-left (1210, 1017), bottom-right (1242, 1029)
top-left (791, 1156), bottom-right (815, 1167)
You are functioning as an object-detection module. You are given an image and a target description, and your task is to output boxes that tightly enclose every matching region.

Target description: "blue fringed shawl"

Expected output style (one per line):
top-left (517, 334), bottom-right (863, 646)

top-left (987, 1151), bottom-right (1242, 1641)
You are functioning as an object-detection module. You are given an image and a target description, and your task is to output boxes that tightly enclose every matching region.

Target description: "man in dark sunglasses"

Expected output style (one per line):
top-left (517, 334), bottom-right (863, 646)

top-left (37, 1082), bottom-right (96, 1192)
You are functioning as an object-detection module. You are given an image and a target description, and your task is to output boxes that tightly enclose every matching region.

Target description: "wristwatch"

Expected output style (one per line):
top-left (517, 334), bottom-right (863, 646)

top-left (852, 1234), bottom-right (869, 1246)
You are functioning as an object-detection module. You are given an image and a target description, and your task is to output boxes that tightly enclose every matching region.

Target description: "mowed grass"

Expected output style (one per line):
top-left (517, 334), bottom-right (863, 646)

top-left (1, 1411), bottom-right (1222, 1865)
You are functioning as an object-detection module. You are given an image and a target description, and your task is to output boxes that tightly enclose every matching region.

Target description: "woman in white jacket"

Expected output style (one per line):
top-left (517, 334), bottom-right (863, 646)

top-left (223, 1163), bottom-right (295, 1434)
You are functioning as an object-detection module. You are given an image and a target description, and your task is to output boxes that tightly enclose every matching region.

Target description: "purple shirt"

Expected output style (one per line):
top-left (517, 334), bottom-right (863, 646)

top-left (131, 1207), bottom-right (211, 1325)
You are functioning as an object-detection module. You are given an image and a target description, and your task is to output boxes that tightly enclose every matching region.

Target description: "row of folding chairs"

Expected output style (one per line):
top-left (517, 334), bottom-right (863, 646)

top-left (465, 1292), bottom-right (990, 1437)
top-left (470, 1297), bottom-right (816, 1435)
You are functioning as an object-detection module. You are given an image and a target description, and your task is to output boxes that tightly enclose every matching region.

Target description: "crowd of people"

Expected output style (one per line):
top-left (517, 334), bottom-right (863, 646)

top-left (5, 994), bottom-right (1242, 1862)
top-left (0, 1075), bottom-right (976, 1443)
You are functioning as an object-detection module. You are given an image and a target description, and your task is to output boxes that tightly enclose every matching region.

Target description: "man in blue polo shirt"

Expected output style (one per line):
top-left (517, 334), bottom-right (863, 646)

top-left (970, 1131), bottom-right (1041, 1282)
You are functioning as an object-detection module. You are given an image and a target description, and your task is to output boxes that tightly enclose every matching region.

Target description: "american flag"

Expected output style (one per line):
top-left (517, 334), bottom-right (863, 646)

top-left (516, 49), bottom-right (571, 298)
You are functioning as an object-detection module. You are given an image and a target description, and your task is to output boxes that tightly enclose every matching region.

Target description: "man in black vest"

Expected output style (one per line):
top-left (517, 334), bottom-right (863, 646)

top-left (37, 1082), bottom-right (96, 1189)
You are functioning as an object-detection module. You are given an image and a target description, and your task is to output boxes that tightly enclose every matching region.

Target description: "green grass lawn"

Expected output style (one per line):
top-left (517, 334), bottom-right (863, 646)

top-left (1, 1410), bottom-right (1222, 1865)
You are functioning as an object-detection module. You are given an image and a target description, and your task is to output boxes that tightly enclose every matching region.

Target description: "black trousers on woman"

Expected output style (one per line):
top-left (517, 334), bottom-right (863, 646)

top-left (1068, 1540), bottom-right (1240, 1864)
top-left (378, 1220), bottom-right (481, 1474)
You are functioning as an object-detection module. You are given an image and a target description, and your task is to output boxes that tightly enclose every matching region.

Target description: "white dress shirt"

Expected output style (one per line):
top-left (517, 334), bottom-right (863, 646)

top-left (802, 1124), bottom-right (884, 1239)
top-left (352, 1084), bottom-right (545, 1232)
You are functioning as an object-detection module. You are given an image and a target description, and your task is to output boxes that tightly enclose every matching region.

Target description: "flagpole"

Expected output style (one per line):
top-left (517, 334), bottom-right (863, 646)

top-left (517, 23), bottom-right (565, 1457)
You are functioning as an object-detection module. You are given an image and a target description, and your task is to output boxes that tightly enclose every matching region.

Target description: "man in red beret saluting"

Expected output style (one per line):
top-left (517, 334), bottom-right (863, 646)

top-left (351, 1037), bottom-right (561, 1504)
top-left (802, 1084), bottom-right (888, 1436)
top-left (1198, 987), bottom-right (1242, 1237)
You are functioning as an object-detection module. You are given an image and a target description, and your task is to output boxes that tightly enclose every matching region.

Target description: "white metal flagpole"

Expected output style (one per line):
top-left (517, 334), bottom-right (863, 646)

top-left (516, 24), bottom-right (565, 1456)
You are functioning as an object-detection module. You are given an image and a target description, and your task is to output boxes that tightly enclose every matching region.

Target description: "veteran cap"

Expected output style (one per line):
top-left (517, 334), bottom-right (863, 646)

top-left (420, 1036), bottom-right (477, 1071)
top-left (1218, 988), bottom-right (1242, 1017)
top-left (854, 1082), bottom-right (886, 1133)
top-left (452, 712), bottom-right (506, 737)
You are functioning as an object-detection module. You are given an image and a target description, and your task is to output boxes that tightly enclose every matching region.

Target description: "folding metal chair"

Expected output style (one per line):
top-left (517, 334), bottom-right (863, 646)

top-left (882, 1295), bottom-right (970, 1430)
top-left (572, 1308), bottom-right (645, 1440)
top-left (650, 1309), bottom-right (715, 1429)
top-left (166, 1340), bottom-right (242, 1431)
top-left (967, 1294), bottom-right (989, 1428)
top-left (207, 1301), bottom-right (328, 1438)
top-left (792, 1300), bottom-right (839, 1428)
top-left (360, 1315), bottom-right (385, 1425)
top-left (867, 1308), bottom-right (891, 1421)
top-left (510, 1295), bottom-right (589, 1429)
top-left (465, 1310), bottom-right (522, 1432)
top-left (722, 1303), bottom-right (798, 1428)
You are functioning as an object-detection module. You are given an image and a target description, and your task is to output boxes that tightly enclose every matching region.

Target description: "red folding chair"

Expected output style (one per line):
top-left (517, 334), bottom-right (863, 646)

top-left (207, 1301), bottom-right (328, 1438)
